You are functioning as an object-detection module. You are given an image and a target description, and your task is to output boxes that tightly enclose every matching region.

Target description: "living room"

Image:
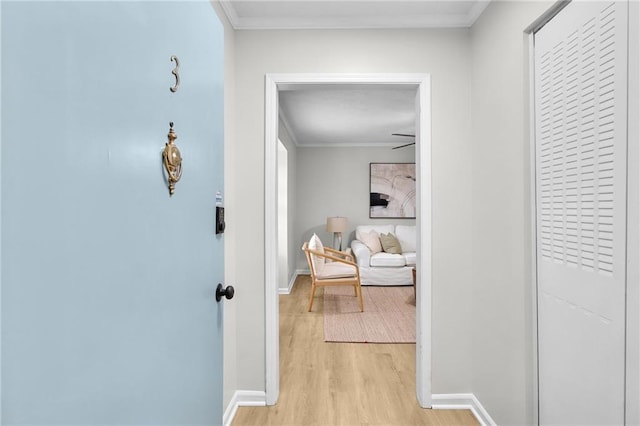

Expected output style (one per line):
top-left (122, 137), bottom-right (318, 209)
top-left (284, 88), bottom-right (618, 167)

top-left (277, 107), bottom-right (417, 293)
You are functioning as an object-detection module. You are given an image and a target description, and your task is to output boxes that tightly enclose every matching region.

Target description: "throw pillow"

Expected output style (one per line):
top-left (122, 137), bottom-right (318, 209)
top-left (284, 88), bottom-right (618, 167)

top-left (308, 233), bottom-right (325, 274)
top-left (360, 230), bottom-right (382, 254)
top-left (379, 233), bottom-right (402, 254)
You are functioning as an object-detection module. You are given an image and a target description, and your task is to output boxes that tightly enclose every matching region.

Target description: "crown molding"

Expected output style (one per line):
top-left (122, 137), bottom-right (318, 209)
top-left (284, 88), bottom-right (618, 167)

top-left (465, 0), bottom-right (491, 27)
top-left (219, 1), bottom-right (240, 28)
top-left (220, 1), bottom-right (491, 30)
top-left (278, 110), bottom-right (301, 148)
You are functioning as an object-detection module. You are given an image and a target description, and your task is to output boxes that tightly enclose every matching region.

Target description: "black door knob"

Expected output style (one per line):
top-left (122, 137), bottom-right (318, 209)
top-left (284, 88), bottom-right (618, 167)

top-left (216, 283), bottom-right (234, 302)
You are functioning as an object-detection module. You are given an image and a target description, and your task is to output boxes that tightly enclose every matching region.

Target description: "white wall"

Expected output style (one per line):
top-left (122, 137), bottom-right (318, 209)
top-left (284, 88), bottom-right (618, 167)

top-left (233, 28), bottom-right (474, 394)
top-left (294, 146), bottom-right (415, 271)
top-left (469, 1), bottom-right (553, 424)
top-left (277, 141), bottom-right (288, 291)
top-left (277, 119), bottom-right (298, 290)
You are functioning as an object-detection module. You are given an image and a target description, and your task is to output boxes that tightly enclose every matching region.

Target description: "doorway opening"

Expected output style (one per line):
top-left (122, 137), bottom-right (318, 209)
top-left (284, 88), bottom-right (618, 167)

top-left (265, 73), bottom-right (432, 407)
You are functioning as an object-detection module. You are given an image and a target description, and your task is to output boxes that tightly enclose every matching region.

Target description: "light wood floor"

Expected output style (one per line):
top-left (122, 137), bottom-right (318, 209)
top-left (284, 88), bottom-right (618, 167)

top-left (232, 275), bottom-right (478, 426)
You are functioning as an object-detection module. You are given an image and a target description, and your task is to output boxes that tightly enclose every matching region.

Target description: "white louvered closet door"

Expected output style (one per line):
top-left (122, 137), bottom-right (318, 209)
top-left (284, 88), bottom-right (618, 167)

top-left (534, 1), bottom-right (628, 424)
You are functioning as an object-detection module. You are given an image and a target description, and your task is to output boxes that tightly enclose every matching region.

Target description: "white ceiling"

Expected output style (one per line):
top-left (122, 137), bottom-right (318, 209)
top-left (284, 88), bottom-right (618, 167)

top-left (220, 0), bottom-right (491, 30)
top-left (224, 1), bottom-right (490, 149)
top-left (279, 84), bottom-right (417, 148)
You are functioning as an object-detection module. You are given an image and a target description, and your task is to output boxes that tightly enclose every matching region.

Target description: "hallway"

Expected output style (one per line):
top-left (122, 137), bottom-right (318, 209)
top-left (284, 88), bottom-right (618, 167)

top-left (232, 276), bottom-right (478, 425)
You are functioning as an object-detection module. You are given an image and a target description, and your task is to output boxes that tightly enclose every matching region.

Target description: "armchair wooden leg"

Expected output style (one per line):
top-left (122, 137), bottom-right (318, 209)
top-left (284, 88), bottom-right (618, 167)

top-left (356, 284), bottom-right (364, 312)
top-left (307, 283), bottom-right (317, 312)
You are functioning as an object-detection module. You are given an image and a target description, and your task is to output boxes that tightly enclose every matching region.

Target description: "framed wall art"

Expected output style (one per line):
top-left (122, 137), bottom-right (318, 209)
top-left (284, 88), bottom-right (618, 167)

top-left (369, 163), bottom-right (416, 219)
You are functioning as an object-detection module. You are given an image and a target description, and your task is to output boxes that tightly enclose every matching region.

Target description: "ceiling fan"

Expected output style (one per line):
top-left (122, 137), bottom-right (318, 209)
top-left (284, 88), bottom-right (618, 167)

top-left (391, 133), bottom-right (415, 150)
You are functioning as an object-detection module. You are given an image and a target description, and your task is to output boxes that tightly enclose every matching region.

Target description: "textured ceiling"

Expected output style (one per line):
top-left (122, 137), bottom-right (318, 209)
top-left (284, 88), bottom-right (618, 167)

top-left (279, 84), bottom-right (417, 148)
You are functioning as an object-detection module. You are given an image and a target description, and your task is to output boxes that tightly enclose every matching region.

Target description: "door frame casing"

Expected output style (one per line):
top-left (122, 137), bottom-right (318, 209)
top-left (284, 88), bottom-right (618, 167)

top-left (527, 30), bottom-right (539, 426)
top-left (264, 73), bottom-right (432, 407)
top-left (627, 1), bottom-right (640, 422)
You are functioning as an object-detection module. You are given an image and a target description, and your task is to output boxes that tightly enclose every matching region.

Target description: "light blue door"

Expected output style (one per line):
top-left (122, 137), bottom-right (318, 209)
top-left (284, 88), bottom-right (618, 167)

top-left (1, 1), bottom-right (225, 424)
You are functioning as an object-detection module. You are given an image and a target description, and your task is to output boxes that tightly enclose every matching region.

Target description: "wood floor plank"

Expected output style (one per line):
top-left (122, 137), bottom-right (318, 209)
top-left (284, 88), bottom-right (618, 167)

top-left (232, 275), bottom-right (479, 426)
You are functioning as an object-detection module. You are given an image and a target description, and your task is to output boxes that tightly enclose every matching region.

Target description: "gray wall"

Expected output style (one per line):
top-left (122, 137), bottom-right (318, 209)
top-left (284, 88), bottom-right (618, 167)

top-left (233, 27), bottom-right (474, 396)
top-left (294, 146), bottom-right (415, 271)
top-left (469, 1), bottom-right (552, 424)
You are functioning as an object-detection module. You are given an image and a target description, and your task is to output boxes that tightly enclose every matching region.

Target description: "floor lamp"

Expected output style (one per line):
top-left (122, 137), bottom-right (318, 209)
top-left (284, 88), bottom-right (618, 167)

top-left (326, 216), bottom-right (348, 251)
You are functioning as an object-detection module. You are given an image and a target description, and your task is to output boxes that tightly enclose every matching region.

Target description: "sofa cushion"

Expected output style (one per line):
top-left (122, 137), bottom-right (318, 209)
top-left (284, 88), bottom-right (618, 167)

top-left (308, 233), bottom-right (325, 274)
top-left (395, 225), bottom-right (416, 252)
top-left (380, 233), bottom-right (402, 254)
top-left (317, 262), bottom-right (358, 279)
top-left (356, 224), bottom-right (394, 242)
top-left (370, 252), bottom-right (406, 267)
top-left (403, 252), bottom-right (417, 266)
top-left (359, 230), bottom-right (382, 254)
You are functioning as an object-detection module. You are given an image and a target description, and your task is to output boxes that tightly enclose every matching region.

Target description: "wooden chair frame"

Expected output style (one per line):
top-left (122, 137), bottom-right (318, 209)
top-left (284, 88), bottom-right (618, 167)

top-left (302, 243), bottom-right (364, 312)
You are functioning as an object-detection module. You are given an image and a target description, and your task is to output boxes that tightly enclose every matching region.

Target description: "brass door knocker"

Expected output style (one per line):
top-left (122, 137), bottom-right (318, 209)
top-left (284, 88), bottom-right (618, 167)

top-left (163, 122), bottom-right (182, 196)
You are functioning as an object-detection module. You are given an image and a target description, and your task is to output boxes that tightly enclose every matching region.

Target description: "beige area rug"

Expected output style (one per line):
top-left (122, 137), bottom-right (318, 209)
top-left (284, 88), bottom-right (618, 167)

top-left (323, 286), bottom-right (415, 343)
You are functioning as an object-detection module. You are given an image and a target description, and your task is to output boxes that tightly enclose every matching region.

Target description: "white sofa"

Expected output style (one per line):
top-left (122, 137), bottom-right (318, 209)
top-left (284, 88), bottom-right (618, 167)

top-left (350, 224), bottom-right (416, 286)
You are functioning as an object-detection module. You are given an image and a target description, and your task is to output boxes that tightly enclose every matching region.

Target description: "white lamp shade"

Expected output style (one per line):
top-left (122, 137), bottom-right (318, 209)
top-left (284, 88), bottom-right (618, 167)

top-left (326, 216), bottom-right (348, 233)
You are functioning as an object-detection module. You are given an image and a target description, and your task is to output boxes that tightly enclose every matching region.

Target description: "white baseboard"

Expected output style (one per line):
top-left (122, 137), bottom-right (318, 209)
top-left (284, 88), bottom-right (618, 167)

top-left (278, 269), bottom-right (308, 295)
top-left (223, 391), bottom-right (493, 426)
top-left (223, 390), bottom-right (267, 426)
top-left (432, 393), bottom-right (496, 426)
